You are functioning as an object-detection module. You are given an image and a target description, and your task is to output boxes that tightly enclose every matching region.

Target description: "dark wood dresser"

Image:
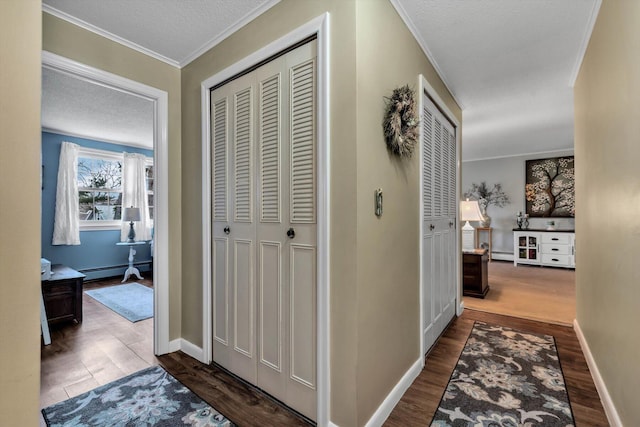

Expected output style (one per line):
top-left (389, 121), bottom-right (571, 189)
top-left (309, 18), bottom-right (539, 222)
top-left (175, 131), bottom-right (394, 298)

top-left (463, 249), bottom-right (490, 298)
top-left (41, 264), bottom-right (85, 324)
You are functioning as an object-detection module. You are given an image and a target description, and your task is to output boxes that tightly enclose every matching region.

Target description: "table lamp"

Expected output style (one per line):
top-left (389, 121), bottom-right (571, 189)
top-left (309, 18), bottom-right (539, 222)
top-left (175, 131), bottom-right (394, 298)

top-left (460, 199), bottom-right (483, 251)
top-left (123, 206), bottom-right (141, 243)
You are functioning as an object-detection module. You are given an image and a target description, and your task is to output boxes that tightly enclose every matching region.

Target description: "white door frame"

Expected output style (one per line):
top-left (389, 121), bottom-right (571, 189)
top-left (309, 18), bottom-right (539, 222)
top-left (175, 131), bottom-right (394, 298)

top-left (418, 74), bottom-right (463, 359)
top-left (201, 13), bottom-right (330, 426)
top-left (41, 51), bottom-right (171, 355)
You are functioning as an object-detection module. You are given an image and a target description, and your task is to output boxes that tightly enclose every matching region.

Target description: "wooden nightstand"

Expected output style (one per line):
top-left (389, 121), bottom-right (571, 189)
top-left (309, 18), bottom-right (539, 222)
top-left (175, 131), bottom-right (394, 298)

top-left (41, 264), bottom-right (85, 324)
top-left (463, 249), bottom-right (490, 298)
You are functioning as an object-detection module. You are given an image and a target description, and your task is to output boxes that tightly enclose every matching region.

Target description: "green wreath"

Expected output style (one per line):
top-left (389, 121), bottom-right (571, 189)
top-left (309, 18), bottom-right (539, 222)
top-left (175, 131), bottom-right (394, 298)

top-left (382, 85), bottom-right (419, 158)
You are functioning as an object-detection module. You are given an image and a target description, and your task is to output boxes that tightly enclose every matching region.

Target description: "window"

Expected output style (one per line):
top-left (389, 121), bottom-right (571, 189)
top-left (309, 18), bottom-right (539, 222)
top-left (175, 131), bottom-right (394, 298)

top-left (77, 147), bottom-right (152, 229)
top-left (145, 162), bottom-right (154, 220)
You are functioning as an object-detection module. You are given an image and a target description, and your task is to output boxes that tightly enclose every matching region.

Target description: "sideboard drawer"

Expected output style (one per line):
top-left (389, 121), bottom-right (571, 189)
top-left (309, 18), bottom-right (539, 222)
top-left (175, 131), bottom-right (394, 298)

top-left (542, 233), bottom-right (570, 244)
top-left (541, 244), bottom-right (570, 255)
top-left (541, 254), bottom-right (571, 266)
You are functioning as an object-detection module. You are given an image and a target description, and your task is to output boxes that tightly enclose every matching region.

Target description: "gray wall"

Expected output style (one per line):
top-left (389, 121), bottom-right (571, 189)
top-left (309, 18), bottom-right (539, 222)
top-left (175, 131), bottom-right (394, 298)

top-left (462, 149), bottom-right (575, 256)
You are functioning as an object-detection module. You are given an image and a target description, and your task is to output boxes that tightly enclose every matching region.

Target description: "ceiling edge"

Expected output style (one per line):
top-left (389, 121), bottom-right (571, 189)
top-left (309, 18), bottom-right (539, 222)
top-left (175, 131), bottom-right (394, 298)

top-left (568, 0), bottom-right (602, 87)
top-left (388, 0), bottom-right (464, 110)
top-left (462, 147), bottom-right (574, 163)
top-left (42, 5), bottom-right (180, 68)
top-left (179, 0), bottom-right (282, 67)
top-left (42, 127), bottom-right (154, 150)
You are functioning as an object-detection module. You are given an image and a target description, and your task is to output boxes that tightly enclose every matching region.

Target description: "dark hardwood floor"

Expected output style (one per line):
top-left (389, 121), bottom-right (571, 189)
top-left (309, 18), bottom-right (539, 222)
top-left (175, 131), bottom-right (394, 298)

top-left (41, 277), bottom-right (607, 426)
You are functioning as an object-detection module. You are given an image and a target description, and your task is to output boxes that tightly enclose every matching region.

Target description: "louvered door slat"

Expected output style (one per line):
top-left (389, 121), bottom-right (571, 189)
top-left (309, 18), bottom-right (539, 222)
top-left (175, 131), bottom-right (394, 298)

top-left (213, 98), bottom-right (228, 221)
top-left (290, 59), bottom-right (316, 224)
top-left (235, 88), bottom-right (253, 222)
top-left (260, 74), bottom-right (281, 223)
top-left (423, 108), bottom-right (433, 219)
top-left (433, 118), bottom-right (443, 218)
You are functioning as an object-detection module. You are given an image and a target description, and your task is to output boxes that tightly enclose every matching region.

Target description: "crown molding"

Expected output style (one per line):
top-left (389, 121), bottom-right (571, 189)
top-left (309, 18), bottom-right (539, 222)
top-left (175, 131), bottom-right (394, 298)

top-left (42, 127), bottom-right (153, 150)
top-left (569, 0), bottom-right (602, 87)
top-left (462, 147), bottom-right (574, 163)
top-left (43, 5), bottom-right (180, 68)
top-left (388, 0), bottom-right (464, 110)
top-left (179, 0), bottom-right (281, 67)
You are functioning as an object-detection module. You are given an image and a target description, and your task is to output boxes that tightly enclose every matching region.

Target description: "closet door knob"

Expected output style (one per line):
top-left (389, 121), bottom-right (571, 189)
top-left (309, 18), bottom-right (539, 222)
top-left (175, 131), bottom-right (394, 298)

top-left (430, 224), bottom-right (435, 231)
top-left (287, 228), bottom-right (296, 239)
top-left (224, 226), bottom-right (230, 235)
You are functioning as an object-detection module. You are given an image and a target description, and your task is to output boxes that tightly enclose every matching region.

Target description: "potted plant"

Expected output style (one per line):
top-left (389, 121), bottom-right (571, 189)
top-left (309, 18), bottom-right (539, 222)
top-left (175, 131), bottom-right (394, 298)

top-left (464, 182), bottom-right (510, 227)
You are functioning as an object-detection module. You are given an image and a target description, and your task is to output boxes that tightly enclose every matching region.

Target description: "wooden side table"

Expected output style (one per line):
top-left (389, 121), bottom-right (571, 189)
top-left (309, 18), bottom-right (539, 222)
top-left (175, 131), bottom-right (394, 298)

top-left (463, 249), bottom-right (490, 298)
top-left (475, 227), bottom-right (493, 261)
top-left (41, 264), bottom-right (85, 324)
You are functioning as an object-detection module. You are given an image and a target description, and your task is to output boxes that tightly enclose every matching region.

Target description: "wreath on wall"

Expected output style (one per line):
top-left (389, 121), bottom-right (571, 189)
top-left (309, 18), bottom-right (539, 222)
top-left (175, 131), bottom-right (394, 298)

top-left (382, 85), bottom-right (419, 158)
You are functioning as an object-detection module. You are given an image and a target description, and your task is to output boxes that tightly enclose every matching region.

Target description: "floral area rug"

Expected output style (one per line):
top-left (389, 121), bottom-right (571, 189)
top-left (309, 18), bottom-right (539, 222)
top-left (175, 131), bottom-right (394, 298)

top-left (42, 365), bottom-right (234, 427)
top-left (430, 322), bottom-right (575, 426)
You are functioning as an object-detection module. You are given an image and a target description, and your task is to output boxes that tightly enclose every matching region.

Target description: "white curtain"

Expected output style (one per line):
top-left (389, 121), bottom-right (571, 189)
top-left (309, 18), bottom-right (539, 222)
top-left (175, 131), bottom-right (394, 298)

top-left (52, 141), bottom-right (80, 245)
top-left (121, 153), bottom-right (152, 242)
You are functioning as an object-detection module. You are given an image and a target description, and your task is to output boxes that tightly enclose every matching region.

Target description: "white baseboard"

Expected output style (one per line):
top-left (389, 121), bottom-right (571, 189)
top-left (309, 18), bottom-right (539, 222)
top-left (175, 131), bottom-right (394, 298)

top-left (169, 338), bottom-right (205, 363)
top-left (490, 252), bottom-right (513, 262)
top-left (168, 339), bottom-right (181, 353)
top-left (180, 339), bottom-right (205, 362)
top-left (364, 357), bottom-right (422, 427)
top-left (573, 319), bottom-right (623, 427)
top-left (457, 300), bottom-right (465, 316)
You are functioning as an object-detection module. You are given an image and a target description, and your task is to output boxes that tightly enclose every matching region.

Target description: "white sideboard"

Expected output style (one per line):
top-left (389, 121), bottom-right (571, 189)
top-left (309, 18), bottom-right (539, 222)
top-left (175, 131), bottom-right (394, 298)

top-left (513, 230), bottom-right (575, 268)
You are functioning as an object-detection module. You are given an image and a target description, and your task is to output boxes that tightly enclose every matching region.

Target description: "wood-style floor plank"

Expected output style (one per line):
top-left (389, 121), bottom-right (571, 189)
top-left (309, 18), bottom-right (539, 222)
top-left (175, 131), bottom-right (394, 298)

top-left (464, 260), bottom-right (576, 325)
top-left (385, 310), bottom-right (609, 427)
top-left (42, 274), bottom-right (606, 426)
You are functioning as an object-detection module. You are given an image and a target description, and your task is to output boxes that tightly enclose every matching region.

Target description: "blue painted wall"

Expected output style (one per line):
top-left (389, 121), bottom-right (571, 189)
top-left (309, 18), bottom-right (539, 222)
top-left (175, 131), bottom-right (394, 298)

top-left (41, 132), bottom-right (153, 280)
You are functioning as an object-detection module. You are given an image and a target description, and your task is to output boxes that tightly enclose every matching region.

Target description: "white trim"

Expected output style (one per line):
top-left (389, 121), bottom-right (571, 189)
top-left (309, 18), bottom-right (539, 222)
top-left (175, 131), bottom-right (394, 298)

top-left (201, 13), bottom-right (331, 426)
top-left (42, 127), bottom-right (152, 150)
top-left (462, 147), bottom-right (574, 163)
top-left (180, 339), bottom-right (205, 362)
top-left (457, 300), bottom-right (465, 317)
top-left (79, 223), bottom-right (121, 231)
top-left (364, 358), bottom-right (422, 427)
top-left (389, 0), bottom-right (463, 110)
top-left (491, 252), bottom-right (514, 262)
top-left (569, 0), bottom-right (602, 87)
top-left (573, 319), bottom-right (623, 427)
top-left (419, 75), bottom-right (462, 357)
top-left (42, 51), bottom-right (171, 356)
top-left (179, 0), bottom-right (281, 67)
top-left (169, 339), bottom-right (181, 353)
top-left (42, 6), bottom-right (179, 68)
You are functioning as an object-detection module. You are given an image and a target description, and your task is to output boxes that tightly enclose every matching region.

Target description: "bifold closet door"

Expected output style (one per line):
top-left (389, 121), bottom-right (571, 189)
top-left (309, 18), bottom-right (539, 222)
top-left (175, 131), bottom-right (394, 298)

top-left (422, 92), bottom-right (457, 354)
top-left (210, 40), bottom-right (317, 421)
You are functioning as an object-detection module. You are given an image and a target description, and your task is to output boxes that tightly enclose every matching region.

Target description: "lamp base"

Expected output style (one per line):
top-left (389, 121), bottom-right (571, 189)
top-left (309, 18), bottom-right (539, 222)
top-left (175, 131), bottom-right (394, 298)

top-left (127, 221), bottom-right (136, 243)
top-left (462, 221), bottom-right (475, 251)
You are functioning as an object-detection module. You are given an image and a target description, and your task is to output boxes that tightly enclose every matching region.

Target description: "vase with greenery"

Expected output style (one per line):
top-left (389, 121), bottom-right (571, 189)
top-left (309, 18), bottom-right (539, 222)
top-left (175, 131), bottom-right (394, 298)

top-left (463, 182), bottom-right (510, 227)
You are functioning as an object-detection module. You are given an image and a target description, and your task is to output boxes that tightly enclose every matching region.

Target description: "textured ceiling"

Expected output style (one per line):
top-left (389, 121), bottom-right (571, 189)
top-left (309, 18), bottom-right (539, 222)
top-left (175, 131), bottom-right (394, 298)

top-left (393, 0), bottom-right (600, 161)
top-left (42, 0), bottom-right (600, 159)
top-left (41, 0), bottom-right (280, 146)
top-left (42, 0), bottom-right (280, 67)
top-left (42, 67), bottom-right (154, 148)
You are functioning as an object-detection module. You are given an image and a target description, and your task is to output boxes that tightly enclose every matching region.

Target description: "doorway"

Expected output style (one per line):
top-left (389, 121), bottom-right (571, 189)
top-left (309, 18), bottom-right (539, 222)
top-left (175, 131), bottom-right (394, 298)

top-left (201, 14), bottom-right (330, 425)
top-left (40, 53), bottom-right (170, 407)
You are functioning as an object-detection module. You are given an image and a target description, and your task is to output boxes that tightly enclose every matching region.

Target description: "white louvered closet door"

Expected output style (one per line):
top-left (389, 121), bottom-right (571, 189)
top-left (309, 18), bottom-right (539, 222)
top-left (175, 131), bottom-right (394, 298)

top-left (422, 92), bottom-right (457, 355)
top-left (210, 40), bottom-right (317, 421)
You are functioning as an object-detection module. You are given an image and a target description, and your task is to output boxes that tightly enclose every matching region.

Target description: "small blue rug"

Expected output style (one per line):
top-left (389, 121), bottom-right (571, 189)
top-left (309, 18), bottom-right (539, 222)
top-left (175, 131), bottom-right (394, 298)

top-left (85, 283), bottom-right (153, 322)
top-left (42, 365), bottom-right (234, 426)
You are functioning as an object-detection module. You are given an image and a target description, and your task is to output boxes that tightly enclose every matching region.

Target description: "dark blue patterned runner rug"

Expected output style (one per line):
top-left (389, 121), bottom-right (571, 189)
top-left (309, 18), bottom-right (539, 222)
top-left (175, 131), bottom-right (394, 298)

top-left (430, 322), bottom-right (575, 427)
top-left (42, 365), bottom-right (234, 426)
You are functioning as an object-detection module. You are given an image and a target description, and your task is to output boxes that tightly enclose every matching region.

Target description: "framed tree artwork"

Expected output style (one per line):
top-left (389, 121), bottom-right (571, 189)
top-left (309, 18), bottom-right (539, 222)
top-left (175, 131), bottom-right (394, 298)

top-left (525, 156), bottom-right (575, 217)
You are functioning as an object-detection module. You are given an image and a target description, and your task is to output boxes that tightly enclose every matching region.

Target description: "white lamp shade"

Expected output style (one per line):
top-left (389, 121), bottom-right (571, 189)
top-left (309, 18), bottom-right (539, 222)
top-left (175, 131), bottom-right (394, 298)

top-left (123, 207), bottom-right (141, 222)
top-left (460, 200), bottom-right (483, 222)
